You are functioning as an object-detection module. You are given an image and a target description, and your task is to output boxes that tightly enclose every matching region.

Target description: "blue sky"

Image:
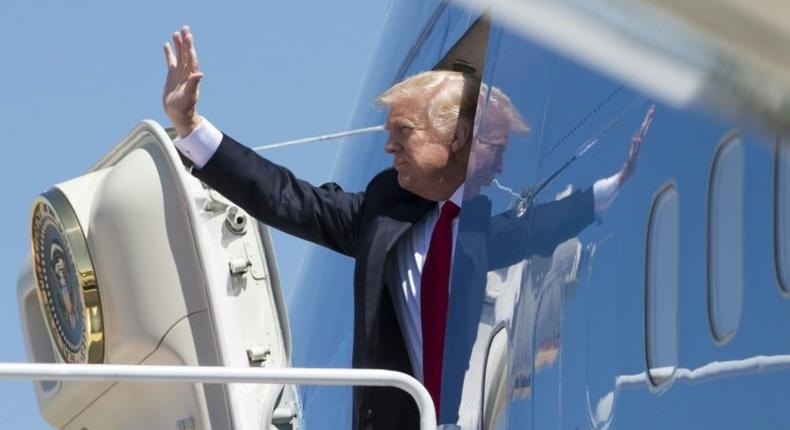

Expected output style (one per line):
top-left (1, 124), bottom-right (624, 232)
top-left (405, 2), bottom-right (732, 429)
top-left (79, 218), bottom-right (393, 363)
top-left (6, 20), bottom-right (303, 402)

top-left (0, 1), bottom-right (389, 427)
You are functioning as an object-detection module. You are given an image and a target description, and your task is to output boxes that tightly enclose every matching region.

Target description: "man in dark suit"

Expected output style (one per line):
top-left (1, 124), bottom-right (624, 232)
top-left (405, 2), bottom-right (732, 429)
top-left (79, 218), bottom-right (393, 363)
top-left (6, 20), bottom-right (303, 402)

top-left (163, 26), bottom-right (478, 430)
top-left (161, 26), bottom-right (649, 429)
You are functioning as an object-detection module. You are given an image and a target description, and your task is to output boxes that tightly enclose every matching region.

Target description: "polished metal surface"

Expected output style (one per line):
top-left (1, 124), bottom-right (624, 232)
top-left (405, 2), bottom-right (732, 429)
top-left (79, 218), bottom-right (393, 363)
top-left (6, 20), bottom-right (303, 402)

top-left (30, 188), bottom-right (104, 365)
top-left (443, 19), bottom-right (790, 429)
top-left (282, 2), bottom-right (790, 428)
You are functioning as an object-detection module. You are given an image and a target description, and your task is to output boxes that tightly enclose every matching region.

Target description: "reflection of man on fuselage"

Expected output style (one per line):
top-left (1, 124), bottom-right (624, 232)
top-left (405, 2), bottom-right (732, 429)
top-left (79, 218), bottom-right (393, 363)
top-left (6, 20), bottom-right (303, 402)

top-left (452, 84), bottom-right (652, 278)
top-left (160, 25), bottom-right (651, 429)
top-left (443, 85), bottom-right (654, 427)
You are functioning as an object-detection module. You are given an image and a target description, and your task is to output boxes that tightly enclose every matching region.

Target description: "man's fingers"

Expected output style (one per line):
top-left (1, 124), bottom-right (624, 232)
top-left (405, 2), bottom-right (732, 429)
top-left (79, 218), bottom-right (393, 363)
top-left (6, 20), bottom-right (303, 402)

top-left (637, 104), bottom-right (655, 137)
top-left (172, 31), bottom-right (183, 69)
top-left (617, 105), bottom-right (654, 186)
top-left (163, 43), bottom-right (177, 70)
top-left (185, 71), bottom-right (204, 94)
top-left (183, 28), bottom-right (199, 70)
top-left (181, 26), bottom-right (193, 68)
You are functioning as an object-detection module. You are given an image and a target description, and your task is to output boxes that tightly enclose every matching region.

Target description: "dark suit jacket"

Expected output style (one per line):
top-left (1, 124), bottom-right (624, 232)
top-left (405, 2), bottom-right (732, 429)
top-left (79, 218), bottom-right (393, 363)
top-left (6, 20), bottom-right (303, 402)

top-left (191, 134), bottom-right (596, 428)
top-left (192, 134), bottom-right (430, 429)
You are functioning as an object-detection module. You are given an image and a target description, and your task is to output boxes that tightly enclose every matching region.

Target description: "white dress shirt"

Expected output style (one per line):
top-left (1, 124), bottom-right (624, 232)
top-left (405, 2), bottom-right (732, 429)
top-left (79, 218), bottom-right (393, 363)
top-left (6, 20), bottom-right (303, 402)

top-left (174, 118), bottom-right (620, 382)
top-left (391, 186), bottom-right (464, 383)
top-left (172, 118), bottom-right (223, 169)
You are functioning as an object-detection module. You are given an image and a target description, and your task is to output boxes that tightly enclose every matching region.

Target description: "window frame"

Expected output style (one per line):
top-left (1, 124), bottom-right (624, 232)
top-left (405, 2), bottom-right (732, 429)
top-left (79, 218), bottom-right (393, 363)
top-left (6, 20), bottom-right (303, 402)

top-left (644, 181), bottom-right (680, 391)
top-left (774, 135), bottom-right (790, 297)
top-left (480, 320), bottom-right (509, 430)
top-left (706, 131), bottom-right (745, 345)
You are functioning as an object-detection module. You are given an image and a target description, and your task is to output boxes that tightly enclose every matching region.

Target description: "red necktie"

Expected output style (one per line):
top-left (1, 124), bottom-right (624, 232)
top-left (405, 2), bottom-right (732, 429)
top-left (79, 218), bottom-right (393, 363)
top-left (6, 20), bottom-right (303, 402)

top-left (421, 200), bottom-right (460, 416)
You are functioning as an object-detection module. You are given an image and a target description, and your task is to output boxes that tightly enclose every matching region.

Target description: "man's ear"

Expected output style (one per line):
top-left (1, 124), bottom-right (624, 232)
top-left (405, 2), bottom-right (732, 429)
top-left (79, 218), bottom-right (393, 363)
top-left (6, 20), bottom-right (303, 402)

top-left (450, 119), bottom-right (472, 153)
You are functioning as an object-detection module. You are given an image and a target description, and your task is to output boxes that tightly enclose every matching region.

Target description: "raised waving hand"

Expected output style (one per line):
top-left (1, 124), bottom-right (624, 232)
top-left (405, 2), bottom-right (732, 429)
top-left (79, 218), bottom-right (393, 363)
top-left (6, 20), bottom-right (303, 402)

top-left (162, 25), bottom-right (204, 136)
top-left (618, 104), bottom-right (655, 186)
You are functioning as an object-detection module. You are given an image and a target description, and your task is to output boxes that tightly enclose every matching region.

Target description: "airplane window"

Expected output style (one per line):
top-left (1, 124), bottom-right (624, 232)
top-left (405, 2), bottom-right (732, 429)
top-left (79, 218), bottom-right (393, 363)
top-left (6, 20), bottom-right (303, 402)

top-left (584, 237), bottom-right (619, 427)
top-left (777, 136), bottom-right (790, 294)
top-left (707, 134), bottom-right (744, 343)
top-left (481, 323), bottom-right (508, 430)
top-left (645, 184), bottom-right (679, 388)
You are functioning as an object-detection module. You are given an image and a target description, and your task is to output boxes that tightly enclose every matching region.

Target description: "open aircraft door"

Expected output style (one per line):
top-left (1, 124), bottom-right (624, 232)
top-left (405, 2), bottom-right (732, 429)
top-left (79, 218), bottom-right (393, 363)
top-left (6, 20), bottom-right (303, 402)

top-left (16, 121), bottom-right (295, 430)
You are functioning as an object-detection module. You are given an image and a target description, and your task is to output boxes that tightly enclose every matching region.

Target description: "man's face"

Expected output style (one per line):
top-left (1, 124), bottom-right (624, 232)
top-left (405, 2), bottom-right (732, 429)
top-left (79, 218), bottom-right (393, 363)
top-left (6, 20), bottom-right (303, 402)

top-left (467, 133), bottom-right (507, 189)
top-left (467, 110), bottom-right (510, 191)
top-left (385, 95), bottom-right (454, 196)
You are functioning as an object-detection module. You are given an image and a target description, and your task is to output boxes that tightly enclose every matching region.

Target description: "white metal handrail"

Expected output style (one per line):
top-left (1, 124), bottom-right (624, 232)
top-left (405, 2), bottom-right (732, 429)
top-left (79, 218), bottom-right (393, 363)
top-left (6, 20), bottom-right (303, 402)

top-left (0, 363), bottom-right (437, 430)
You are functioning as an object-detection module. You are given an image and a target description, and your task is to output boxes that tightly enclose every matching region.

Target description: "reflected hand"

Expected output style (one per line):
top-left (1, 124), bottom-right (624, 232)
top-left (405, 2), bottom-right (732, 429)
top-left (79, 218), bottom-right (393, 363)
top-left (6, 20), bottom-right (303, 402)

top-left (618, 104), bottom-right (655, 186)
top-left (163, 25), bottom-right (204, 137)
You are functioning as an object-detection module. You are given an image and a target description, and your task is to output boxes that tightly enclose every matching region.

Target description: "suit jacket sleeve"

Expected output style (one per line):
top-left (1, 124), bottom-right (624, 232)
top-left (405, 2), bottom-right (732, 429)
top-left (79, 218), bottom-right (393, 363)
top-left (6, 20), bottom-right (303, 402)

top-left (191, 134), bottom-right (364, 257)
top-left (488, 187), bottom-right (595, 268)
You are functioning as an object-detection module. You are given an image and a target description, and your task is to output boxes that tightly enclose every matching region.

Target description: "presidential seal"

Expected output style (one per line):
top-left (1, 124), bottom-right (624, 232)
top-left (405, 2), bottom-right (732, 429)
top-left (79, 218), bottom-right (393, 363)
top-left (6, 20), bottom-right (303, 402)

top-left (31, 188), bottom-right (104, 364)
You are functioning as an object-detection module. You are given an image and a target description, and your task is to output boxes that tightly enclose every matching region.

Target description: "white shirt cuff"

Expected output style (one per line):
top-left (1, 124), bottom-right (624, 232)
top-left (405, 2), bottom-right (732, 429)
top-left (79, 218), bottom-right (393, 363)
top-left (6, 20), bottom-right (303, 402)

top-left (593, 173), bottom-right (621, 213)
top-left (173, 118), bottom-right (222, 169)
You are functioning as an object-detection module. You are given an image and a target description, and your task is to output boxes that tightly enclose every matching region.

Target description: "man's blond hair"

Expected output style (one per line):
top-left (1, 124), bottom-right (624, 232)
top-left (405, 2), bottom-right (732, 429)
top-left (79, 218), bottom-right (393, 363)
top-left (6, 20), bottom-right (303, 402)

top-left (377, 71), bottom-right (529, 142)
top-left (475, 85), bottom-right (530, 143)
top-left (376, 70), bottom-right (480, 137)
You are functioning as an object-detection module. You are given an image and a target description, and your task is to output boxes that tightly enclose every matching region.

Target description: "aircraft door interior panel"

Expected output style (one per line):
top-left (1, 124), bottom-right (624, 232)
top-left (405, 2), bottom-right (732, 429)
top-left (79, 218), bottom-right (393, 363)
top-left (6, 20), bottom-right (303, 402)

top-left (17, 121), bottom-right (291, 430)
